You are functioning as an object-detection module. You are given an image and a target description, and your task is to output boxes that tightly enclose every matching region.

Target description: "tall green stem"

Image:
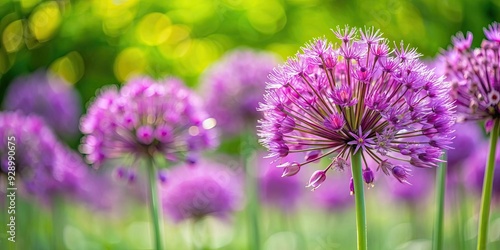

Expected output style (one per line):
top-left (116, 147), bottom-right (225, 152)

top-left (351, 151), bottom-right (367, 250)
top-left (477, 119), bottom-right (500, 250)
top-left (433, 152), bottom-right (447, 250)
top-left (147, 158), bottom-right (164, 249)
top-left (242, 133), bottom-right (261, 250)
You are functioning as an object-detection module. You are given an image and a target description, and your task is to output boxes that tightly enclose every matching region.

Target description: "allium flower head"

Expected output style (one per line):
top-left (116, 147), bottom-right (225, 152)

top-left (80, 77), bottom-right (217, 168)
top-left (201, 49), bottom-right (279, 135)
top-left (258, 26), bottom-right (455, 188)
top-left (161, 161), bottom-right (242, 222)
top-left (442, 22), bottom-right (500, 125)
top-left (0, 112), bottom-right (88, 202)
top-left (3, 71), bottom-right (82, 138)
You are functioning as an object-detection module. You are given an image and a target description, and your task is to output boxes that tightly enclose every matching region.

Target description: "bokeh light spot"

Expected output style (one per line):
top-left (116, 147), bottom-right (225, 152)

top-left (2, 20), bottom-right (24, 53)
top-left (137, 12), bottom-right (171, 46)
top-left (202, 118), bottom-right (217, 130)
top-left (114, 47), bottom-right (148, 82)
top-left (21, 0), bottom-right (41, 11)
top-left (188, 126), bottom-right (200, 136)
top-left (29, 1), bottom-right (62, 42)
top-left (246, 1), bottom-right (286, 34)
top-left (50, 51), bottom-right (85, 84)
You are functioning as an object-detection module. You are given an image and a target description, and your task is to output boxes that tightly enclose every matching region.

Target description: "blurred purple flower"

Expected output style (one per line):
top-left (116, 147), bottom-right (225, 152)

top-left (0, 112), bottom-right (88, 203)
top-left (312, 173), bottom-right (354, 211)
top-left (448, 123), bottom-right (485, 168)
top-left (387, 167), bottom-right (433, 203)
top-left (258, 153), bottom-right (303, 211)
top-left (200, 49), bottom-right (279, 136)
top-left (466, 143), bottom-right (500, 201)
top-left (258, 26), bottom-right (455, 189)
top-left (79, 77), bottom-right (218, 169)
top-left (161, 161), bottom-right (242, 222)
top-left (440, 22), bottom-right (500, 126)
top-left (2, 71), bottom-right (82, 138)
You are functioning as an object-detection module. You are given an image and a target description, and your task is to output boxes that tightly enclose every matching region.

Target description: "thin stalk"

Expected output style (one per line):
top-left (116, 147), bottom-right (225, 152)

top-left (432, 151), bottom-right (447, 250)
top-left (147, 158), bottom-right (164, 249)
top-left (52, 196), bottom-right (64, 249)
top-left (245, 148), bottom-right (261, 250)
top-left (242, 131), bottom-right (261, 250)
top-left (477, 119), bottom-right (500, 250)
top-left (351, 150), bottom-right (367, 250)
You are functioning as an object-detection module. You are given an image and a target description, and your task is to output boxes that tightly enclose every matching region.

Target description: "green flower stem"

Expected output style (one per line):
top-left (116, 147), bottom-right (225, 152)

top-left (477, 119), bottom-right (500, 250)
top-left (242, 132), bottom-right (261, 250)
top-left (351, 150), bottom-right (367, 250)
top-left (53, 196), bottom-right (65, 249)
top-left (147, 158), bottom-right (164, 250)
top-left (433, 151), bottom-right (447, 250)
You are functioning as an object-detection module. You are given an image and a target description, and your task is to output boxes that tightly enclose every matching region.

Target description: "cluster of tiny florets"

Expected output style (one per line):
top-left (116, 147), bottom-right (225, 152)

top-left (80, 77), bottom-right (218, 168)
top-left (441, 22), bottom-right (500, 127)
top-left (258, 26), bottom-right (455, 189)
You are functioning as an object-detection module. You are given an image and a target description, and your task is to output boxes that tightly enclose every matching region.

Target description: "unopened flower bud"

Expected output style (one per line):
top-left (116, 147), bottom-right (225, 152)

top-left (363, 167), bottom-right (375, 187)
top-left (278, 162), bottom-right (301, 177)
top-left (307, 170), bottom-right (327, 190)
top-left (349, 177), bottom-right (354, 195)
top-left (305, 150), bottom-right (321, 161)
top-left (392, 165), bottom-right (411, 184)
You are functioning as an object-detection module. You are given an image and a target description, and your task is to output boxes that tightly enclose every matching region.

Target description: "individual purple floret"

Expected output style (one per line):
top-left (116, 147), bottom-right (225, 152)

top-left (200, 49), bottom-right (279, 136)
top-left (0, 112), bottom-right (88, 203)
top-left (441, 22), bottom-right (500, 127)
top-left (258, 26), bottom-right (455, 189)
top-left (161, 161), bottom-right (242, 222)
top-left (79, 77), bottom-right (218, 169)
top-left (2, 71), bottom-right (82, 138)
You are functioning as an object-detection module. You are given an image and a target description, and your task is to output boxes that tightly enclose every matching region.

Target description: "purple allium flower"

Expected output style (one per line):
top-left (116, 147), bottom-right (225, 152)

top-left (441, 22), bottom-right (500, 125)
top-left (258, 153), bottom-right (303, 211)
top-left (258, 26), bottom-right (455, 189)
top-left (0, 112), bottom-right (88, 203)
top-left (447, 123), bottom-right (484, 168)
top-left (79, 77), bottom-right (218, 168)
top-left (200, 49), bottom-right (279, 135)
top-left (2, 71), bottom-right (82, 138)
top-left (161, 161), bottom-right (242, 222)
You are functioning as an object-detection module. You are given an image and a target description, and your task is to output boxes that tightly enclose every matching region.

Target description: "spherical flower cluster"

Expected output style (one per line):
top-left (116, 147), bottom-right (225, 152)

top-left (2, 71), bottom-right (82, 138)
top-left (441, 22), bottom-right (500, 126)
top-left (200, 49), bottom-right (279, 135)
top-left (0, 112), bottom-right (88, 203)
top-left (80, 77), bottom-right (218, 168)
top-left (258, 26), bottom-right (455, 189)
top-left (161, 161), bottom-right (242, 222)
